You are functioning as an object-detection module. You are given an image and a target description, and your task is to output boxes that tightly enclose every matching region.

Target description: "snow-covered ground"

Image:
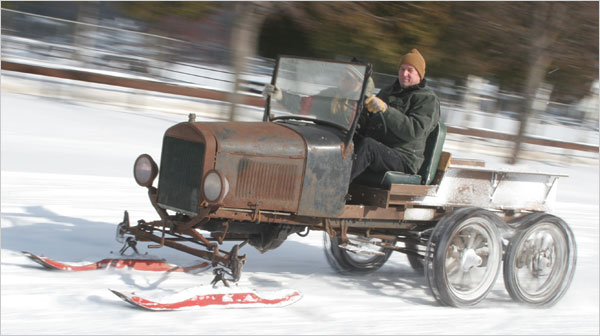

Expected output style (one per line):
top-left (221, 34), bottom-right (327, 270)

top-left (1, 90), bottom-right (598, 335)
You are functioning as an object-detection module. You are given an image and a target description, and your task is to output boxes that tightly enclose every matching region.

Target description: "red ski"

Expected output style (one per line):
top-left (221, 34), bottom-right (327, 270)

top-left (110, 287), bottom-right (302, 310)
top-left (22, 251), bottom-right (210, 273)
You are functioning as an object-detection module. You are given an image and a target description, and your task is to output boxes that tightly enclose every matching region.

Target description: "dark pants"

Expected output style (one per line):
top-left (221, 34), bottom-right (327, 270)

top-left (350, 137), bottom-right (409, 182)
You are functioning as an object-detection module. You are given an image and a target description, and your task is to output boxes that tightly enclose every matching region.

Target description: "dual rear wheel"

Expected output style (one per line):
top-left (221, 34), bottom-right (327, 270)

top-left (503, 212), bottom-right (577, 307)
top-left (323, 207), bottom-right (576, 307)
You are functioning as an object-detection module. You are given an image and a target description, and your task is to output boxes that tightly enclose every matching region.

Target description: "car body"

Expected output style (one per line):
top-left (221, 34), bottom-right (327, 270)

top-left (121, 56), bottom-right (576, 308)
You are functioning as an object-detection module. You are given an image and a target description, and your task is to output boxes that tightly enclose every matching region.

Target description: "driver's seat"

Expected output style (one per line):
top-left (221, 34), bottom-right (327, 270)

top-left (354, 121), bottom-right (446, 188)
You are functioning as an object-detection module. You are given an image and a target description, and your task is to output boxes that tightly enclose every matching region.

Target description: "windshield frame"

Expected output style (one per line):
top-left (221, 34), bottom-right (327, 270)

top-left (263, 55), bottom-right (372, 155)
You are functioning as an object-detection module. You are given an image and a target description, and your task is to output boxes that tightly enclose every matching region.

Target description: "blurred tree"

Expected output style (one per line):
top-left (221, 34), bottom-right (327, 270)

top-left (232, 1), bottom-right (598, 160)
top-left (459, 2), bottom-right (597, 102)
top-left (120, 1), bottom-right (452, 120)
top-left (301, 2), bottom-right (452, 73)
top-left (228, 2), bottom-right (275, 120)
top-left (448, 2), bottom-right (598, 163)
top-left (506, 2), bottom-right (569, 164)
top-left (259, 14), bottom-right (314, 59)
top-left (116, 0), bottom-right (597, 138)
top-left (72, 2), bottom-right (100, 64)
top-left (544, 4), bottom-right (598, 104)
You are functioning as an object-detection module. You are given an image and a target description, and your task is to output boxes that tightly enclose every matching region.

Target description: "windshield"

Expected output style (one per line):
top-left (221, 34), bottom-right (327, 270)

top-left (268, 57), bottom-right (368, 131)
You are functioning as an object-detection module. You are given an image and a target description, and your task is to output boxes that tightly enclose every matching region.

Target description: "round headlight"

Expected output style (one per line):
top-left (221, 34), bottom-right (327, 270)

top-left (202, 170), bottom-right (229, 203)
top-left (134, 154), bottom-right (158, 187)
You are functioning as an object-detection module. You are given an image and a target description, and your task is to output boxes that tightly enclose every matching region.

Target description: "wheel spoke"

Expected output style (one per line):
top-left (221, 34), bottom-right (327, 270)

top-left (474, 246), bottom-right (489, 256)
top-left (465, 230), bottom-right (476, 249)
top-left (458, 270), bottom-right (470, 289)
top-left (446, 257), bottom-right (460, 277)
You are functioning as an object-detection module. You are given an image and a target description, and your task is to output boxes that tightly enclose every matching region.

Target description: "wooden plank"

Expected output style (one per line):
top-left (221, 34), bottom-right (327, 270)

top-left (337, 205), bottom-right (405, 221)
top-left (432, 152), bottom-right (452, 185)
top-left (439, 151), bottom-right (453, 171)
top-left (450, 157), bottom-right (485, 167)
top-left (1, 60), bottom-right (266, 108)
top-left (389, 184), bottom-right (437, 197)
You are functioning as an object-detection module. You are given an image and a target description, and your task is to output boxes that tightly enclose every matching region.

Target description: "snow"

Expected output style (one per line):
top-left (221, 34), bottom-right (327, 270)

top-left (1, 90), bottom-right (599, 335)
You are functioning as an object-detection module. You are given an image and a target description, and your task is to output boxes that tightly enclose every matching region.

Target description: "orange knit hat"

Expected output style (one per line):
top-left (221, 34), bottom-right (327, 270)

top-left (399, 48), bottom-right (426, 80)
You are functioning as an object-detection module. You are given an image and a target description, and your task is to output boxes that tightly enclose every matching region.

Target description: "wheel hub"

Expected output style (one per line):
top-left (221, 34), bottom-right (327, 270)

top-left (531, 248), bottom-right (554, 276)
top-left (460, 248), bottom-right (483, 272)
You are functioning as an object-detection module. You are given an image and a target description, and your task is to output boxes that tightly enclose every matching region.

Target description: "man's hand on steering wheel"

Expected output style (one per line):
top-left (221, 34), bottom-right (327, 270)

top-left (362, 95), bottom-right (387, 137)
top-left (365, 96), bottom-right (388, 113)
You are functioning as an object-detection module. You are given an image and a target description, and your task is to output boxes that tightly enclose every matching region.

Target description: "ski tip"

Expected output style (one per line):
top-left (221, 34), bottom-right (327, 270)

top-left (108, 288), bottom-right (138, 304)
top-left (109, 289), bottom-right (157, 311)
top-left (108, 288), bottom-right (128, 300)
top-left (277, 289), bottom-right (304, 306)
top-left (21, 251), bottom-right (57, 270)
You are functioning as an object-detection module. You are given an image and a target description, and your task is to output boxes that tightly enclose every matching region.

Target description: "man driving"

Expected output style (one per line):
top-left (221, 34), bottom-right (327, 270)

top-left (351, 48), bottom-right (440, 182)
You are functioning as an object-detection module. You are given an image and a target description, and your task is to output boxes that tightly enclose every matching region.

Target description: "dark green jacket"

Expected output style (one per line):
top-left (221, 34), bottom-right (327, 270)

top-left (372, 79), bottom-right (440, 174)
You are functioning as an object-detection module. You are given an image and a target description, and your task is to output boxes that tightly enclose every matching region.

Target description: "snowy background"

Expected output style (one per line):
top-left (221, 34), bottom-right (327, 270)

top-left (1, 76), bottom-right (598, 334)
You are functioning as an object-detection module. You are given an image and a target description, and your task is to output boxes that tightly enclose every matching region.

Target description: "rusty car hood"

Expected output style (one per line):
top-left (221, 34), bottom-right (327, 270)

top-left (200, 122), bottom-right (306, 158)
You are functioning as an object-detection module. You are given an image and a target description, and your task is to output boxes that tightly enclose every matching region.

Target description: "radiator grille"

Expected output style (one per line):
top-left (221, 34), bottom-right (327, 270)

top-left (157, 137), bottom-right (205, 214)
top-left (236, 159), bottom-right (298, 201)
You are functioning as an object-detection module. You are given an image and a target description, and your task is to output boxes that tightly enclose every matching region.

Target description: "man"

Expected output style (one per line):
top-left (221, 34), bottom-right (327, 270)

top-left (351, 48), bottom-right (440, 182)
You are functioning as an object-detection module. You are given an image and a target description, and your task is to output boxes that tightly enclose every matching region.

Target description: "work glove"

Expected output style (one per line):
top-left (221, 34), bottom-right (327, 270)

top-left (365, 95), bottom-right (387, 113)
top-left (262, 84), bottom-right (282, 101)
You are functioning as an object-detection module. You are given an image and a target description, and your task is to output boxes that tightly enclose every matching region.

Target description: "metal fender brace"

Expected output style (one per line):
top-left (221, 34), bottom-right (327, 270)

top-left (116, 186), bottom-right (247, 284)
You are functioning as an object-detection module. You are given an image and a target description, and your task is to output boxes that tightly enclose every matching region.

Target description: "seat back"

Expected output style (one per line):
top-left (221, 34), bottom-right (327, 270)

top-left (417, 121), bottom-right (446, 185)
top-left (352, 121), bottom-right (446, 188)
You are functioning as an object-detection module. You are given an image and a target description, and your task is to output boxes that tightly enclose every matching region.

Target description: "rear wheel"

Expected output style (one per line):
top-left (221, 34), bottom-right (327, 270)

top-left (503, 213), bottom-right (576, 307)
top-left (425, 207), bottom-right (503, 307)
top-left (323, 232), bottom-right (394, 275)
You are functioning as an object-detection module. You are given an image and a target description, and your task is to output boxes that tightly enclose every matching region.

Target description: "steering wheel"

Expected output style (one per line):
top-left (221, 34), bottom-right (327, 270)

top-left (356, 103), bottom-right (387, 138)
top-left (375, 111), bottom-right (387, 136)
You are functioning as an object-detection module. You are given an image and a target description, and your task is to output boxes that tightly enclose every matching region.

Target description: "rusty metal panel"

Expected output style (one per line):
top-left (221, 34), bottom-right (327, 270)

top-left (348, 184), bottom-right (389, 208)
top-left (236, 158), bottom-right (299, 201)
top-left (157, 137), bottom-right (205, 215)
top-left (211, 207), bottom-right (321, 226)
top-left (204, 122), bottom-right (306, 157)
top-left (164, 122), bottom-right (218, 185)
top-left (157, 122), bottom-right (218, 215)
top-left (164, 121), bottom-right (307, 213)
top-left (338, 204), bottom-right (404, 220)
top-left (281, 123), bottom-right (352, 217)
top-left (202, 121), bottom-right (307, 212)
top-left (216, 153), bottom-right (304, 212)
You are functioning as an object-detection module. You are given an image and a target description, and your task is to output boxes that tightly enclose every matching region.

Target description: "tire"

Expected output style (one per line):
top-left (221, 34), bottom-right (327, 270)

top-left (323, 232), bottom-right (393, 275)
top-left (425, 207), bottom-right (503, 307)
top-left (405, 241), bottom-right (425, 274)
top-left (503, 213), bottom-right (577, 307)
